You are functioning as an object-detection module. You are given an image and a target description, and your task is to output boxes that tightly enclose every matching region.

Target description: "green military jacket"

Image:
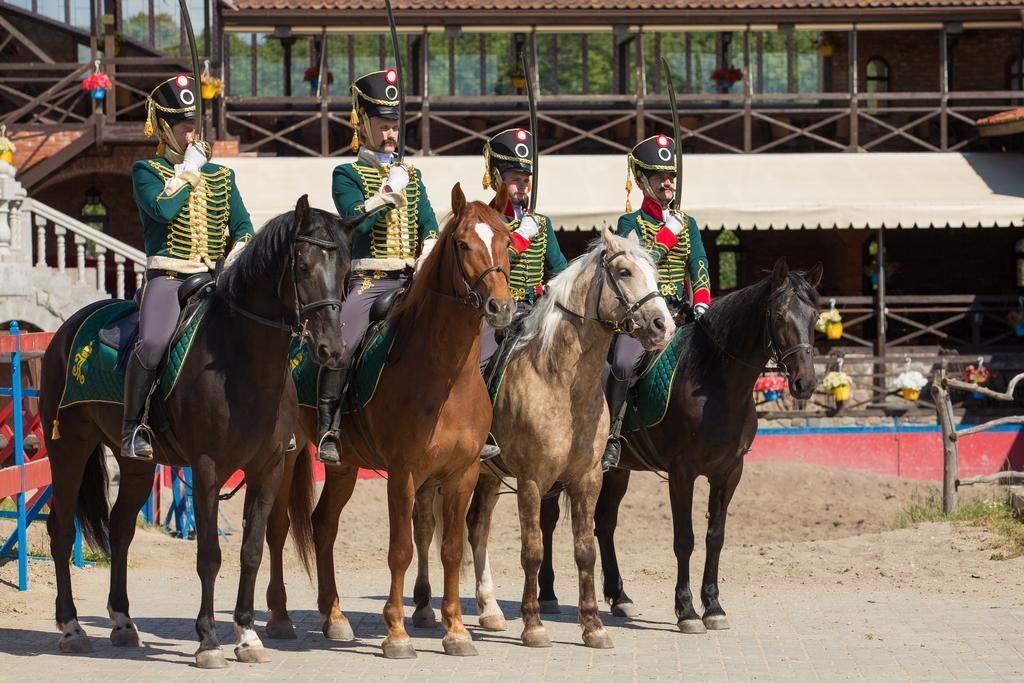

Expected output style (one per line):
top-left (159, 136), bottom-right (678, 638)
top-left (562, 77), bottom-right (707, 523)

top-left (616, 202), bottom-right (711, 307)
top-left (131, 158), bottom-right (253, 273)
top-left (331, 158), bottom-right (438, 272)
top-left (505, 212), bottom-right (568, 304)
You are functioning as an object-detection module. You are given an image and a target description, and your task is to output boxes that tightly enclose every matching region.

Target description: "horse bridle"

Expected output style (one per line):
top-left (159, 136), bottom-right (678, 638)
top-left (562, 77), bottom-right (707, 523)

top-left (228, 230), bottom-right (342, 338)
top-left (430, 230), bottom-right (510, 309)
top-left (556, 249), bottom-right (661, 333)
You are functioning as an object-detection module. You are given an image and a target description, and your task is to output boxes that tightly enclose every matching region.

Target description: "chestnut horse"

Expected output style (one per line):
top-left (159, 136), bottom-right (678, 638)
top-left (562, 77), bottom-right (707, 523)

top-left (265, 183), bottom-right (515, 659)
top-left (38, 197), bottom-right (355, 668)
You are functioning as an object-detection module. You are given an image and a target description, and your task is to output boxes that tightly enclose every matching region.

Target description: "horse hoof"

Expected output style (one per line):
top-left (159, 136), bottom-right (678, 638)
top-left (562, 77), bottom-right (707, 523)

top-left (382, 639), bottom-right (417, 659)
top-left (703, 614), bottom-right (731, 631)
top-left (478, 614), bottom-right (507, 631)
top-left (610, 601), bottom-right (639, 618)
top-left (677, 618), bottom-right (707, 635)
top-left (538, 600), bottom-right (561, 614)
top-left (583, 628), bottom-right (614, 649)
top-left (110, 626), bottom-right (141, 647)
top-left (264, 618), bottom-right (297, 640)
top-left (235, 645), bottom-right (271, 664)
top-left (59, 635), bottom-right (93, 654)
top-left (442, 635), bottom-right (478, 657)
top-left (411, 607), bottom-right (437, 629)
top-left (323, 621), bottom-right (354, 641)
top-left (521, 628), bottom-right (552, 648)
top-left (195, 648), bottom-right (229, 669)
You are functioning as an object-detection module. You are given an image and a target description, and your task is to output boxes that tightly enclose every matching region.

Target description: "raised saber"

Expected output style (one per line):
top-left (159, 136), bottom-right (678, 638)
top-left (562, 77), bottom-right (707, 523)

top-left (660, 57), bottom-right (682, 211)
top-left (385, 0), bottom-right (405, 161)
top-left (178, 0), bottom-right (203, 142)
top-left (524, 54), bottom-right (539, 212)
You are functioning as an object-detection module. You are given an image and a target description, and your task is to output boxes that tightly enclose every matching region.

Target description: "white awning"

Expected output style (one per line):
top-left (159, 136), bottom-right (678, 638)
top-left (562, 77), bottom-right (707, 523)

top-left (219, 152), bottom-right (1024, 233)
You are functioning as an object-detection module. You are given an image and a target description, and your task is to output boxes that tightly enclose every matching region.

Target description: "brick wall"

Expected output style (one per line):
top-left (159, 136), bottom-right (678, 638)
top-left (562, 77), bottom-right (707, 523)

top-left (10, 131), bottom-right (86, 172)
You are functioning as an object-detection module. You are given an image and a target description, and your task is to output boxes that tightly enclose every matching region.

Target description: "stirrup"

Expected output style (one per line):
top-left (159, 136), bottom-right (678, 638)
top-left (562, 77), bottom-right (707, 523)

top-left (601, 437), bottom-right (621, 472)
top-left (287, 433), bottom-right (297, 452)
top-left (316, 431), bottom-right (341, 465)
top-left (480, 444), bottom-right (501, 462)
top-left (124, 423), bottom-right (155, 461)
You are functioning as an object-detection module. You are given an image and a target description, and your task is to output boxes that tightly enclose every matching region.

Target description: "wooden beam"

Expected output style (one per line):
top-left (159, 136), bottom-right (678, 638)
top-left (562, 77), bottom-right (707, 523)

top-left (0, 14), bottom-right (55, 63)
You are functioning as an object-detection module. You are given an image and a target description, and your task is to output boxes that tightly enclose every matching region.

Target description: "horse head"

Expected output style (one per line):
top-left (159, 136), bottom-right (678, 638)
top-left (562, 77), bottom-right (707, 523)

top-left (600, 227), bottom-right (675, 349)
top-left (285, 194), bottom-right (362, 367)
top-left (444, 183), bottom-right (516, 329)
top-left (767, 256), bottom-right (822, 399)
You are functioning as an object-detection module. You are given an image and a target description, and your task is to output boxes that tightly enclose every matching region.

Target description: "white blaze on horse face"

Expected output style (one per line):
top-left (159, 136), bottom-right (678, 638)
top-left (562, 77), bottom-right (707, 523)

top-left (474, 223), bottom-right (494, 265)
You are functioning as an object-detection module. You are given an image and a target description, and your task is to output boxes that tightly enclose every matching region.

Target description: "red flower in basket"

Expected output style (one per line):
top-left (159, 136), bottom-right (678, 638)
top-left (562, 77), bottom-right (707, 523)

top-left (710, 67), bottom-right (744, 85)
top-left (303, 66), bottom-right (335, 84)
top-left (82, 72), bottom-right (112, 92)
top-left (754, 374), bottom-right (787, 392)
top-left (963, 364), bottom-right (991, 386)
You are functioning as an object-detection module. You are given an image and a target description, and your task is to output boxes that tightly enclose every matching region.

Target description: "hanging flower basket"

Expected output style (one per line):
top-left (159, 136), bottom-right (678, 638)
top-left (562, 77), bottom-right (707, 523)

top-left (894, 369), bottom-right (927, 402)
top-left (0, 130), bottom-right (14, 166)
top-left (304, 66), bottom-right (335, 94)
top-left (754, 374), bottom-right (786, 402)
top-left (711, 67), bottom-right (744, 91)
top-left (201, 74), bottom-right (223, 100)
top-left (816, 308), bottom-right (843, 340)
top-left (823, 371), bottom-right (852, 403)
top-left (83, 71), bottom-right (112, 101)
top-left (963, 364), bottom-right (993, 400)
top-left (1006, 310), bottom-right (1024, 337)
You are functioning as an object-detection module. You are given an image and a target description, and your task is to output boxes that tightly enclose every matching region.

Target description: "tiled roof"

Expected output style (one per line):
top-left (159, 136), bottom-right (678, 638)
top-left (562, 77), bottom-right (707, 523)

top-left (228, 0), bottom-right (1023, 10)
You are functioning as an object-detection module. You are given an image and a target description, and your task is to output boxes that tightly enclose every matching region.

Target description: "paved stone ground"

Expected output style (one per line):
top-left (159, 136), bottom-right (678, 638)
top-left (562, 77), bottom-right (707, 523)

top-left (1, 564), bottom-right (1022, 681)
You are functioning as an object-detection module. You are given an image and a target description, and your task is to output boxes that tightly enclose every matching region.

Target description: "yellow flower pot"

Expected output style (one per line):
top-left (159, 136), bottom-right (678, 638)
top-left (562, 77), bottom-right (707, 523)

top-left (201, 83), bottom-right (220, 100)
top-left (825, 322), bottom-right (843, 340)
top-left (899, 388), bottom-right (920, 401)
top-left (0, 149), bottom-right (11, 164)
top-left (832, 385), bottom-right (850, 402)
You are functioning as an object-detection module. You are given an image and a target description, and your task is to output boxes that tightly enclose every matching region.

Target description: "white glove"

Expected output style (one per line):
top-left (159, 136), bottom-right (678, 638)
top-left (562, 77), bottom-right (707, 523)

top-left (385, 164), bottom-right (410, 193)
top-left (663, 210), bottom-right (685, 236)
top-left (514, 213), bottom-right (542, 242)
top-left (694, 302), bottom-right (709, 319)
top-left (364, 190), bottom-right (407, 213)
top-left (182, 142), bottom-right (209, 176)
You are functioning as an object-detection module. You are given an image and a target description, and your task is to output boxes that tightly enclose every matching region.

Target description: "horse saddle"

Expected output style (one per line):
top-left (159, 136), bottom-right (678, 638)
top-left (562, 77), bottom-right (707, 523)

top-left (97, 272), bottom-right (216, 370)
top-left (369, 286), bottom-right (405, 324)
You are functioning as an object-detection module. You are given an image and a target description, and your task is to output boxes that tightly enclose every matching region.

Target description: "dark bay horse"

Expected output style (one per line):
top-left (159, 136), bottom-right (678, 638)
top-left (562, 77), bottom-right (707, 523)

top-left (539, 257), bottom-right (821, 633)
top-left (412, 228), bottom-right (675, 650)
top-left (264, 183), bottom-right (515, 659)
top-left (39, 196), bottom-right (357, 668)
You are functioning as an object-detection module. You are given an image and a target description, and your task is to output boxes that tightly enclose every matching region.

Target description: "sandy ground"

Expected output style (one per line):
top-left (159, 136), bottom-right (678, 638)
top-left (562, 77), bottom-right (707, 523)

top-left (2, 460), bottom-right (1020, 613)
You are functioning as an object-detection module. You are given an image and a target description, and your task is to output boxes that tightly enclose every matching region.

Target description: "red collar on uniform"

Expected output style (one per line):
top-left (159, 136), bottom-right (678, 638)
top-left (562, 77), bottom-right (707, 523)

top-left (641, 197), bottom-right (665, 222)
top-left (504, 201), bottom-right (516, 219)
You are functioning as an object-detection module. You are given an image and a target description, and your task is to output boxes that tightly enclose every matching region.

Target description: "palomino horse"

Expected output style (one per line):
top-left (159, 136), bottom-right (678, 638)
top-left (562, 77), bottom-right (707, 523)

top-left (264, 183), bottom-right (515, 659)
top-left (539, 257), bottom-right (821, 633)
top-left (411, 227), bottom-right (675, 649)
top-left (39, 197), bottom-right (357, 668)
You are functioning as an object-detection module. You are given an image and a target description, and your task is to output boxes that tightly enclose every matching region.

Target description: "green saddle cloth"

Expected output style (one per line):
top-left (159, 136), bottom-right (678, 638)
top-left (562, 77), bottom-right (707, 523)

top-left (290, 321), bottom-right (396, 413)
top-left (58, 299), bottom-right (208, 410)
top-left (622, 325), bottom-right (688, 433)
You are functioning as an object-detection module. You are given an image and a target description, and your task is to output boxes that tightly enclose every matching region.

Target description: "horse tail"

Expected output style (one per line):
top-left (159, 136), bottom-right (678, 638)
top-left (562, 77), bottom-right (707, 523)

top-left (76, 445), bottom-right (110, 555)
top-left (288, 447), bottom-right (316, 578)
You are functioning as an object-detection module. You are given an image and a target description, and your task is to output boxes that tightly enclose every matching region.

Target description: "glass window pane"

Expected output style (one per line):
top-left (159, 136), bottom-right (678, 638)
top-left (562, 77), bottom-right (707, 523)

top-left (483, 34), bottom-right (513, 96)
top-left (760, 32), bottom-right (788, 94)
top-left (70, 0), bottom-right (92, 30)
top-left (227, 33), bottom-right (252, 96)
top-left (291, 37), bottom-right (312, 95)
top-left (588, 33), bottom-right (613, 95)
top-left (353, 34), bottom-right (382, 80)
top-left (794, 31), bottom-right (820, 93)
top-left (36, 0), bottom-right (64, 23)
top-left (255, 33), bottom-right (283, 97)
top-left (325, 35), bottom-right (350, 97)
top-left (689, 33), bottom-right (717, 95)
top-left (451, 33), bottom-right (478, 96)
top-left (122, 0), bottom-right (149, 46)
top-left (152, 0), bottom-right (182, 56)
top-left (427, 33), bottom-right (450, 96)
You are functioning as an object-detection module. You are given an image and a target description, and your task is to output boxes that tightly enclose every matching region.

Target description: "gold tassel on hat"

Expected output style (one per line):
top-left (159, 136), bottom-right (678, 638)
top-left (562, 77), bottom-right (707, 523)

top-left (624, 160), bottom-right (634, 213)
top-left (349, 104), bottom-right (360, 152)
top-left (143, 98), bottom-right (155, 138)
top-left (481, 145), bottom-right (491, 189)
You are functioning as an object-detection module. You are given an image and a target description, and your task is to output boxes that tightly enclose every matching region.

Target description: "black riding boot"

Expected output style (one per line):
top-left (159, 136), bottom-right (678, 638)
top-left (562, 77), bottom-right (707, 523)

top-left (316, 366), bottom-right (346, 464)
top-left (121, 353), bottom-right (157, 460)
top-left (602, 375), bottom-right (631, 471)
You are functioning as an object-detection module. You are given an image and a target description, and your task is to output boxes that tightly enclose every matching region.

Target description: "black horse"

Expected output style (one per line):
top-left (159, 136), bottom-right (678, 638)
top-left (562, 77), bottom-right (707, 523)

top-left (539, 257), bottom-right (821, 633)
top-left (39, 196), bottom-right (358, 668)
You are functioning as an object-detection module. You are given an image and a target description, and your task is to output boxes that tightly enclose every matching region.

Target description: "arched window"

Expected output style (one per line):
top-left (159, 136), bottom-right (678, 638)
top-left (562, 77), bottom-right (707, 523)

top-left (1015, 238), bottom-right (1024, 288)
top-left (865, 57), bottom-right (889, 110)
top-left (715, 230), bottom-right (741, 292)
top-left (81, 187), bottom-right (107, 256)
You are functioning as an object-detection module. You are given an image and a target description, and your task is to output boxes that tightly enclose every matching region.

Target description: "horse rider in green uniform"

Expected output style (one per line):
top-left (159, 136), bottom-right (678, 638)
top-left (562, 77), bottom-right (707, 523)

top-left (123, 73), bottom-right (254, 460)
top-left (315, 68), bottom-right (438, 464)
top-left (602, 133), bottom-right (711, 469)
top-left (478, 127), bottom-right (568, 371)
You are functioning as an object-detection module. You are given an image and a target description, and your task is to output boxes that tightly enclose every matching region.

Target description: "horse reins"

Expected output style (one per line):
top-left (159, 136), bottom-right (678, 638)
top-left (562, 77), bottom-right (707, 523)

top-left (555, 249), bottom-right (661, 333)
top-left (428, 231), bottom-right (510, 309)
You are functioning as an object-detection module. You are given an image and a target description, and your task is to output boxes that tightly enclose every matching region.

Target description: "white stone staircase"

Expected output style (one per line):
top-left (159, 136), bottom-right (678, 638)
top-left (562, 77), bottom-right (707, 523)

top-left (0, 161), bottom-right (146, 331)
